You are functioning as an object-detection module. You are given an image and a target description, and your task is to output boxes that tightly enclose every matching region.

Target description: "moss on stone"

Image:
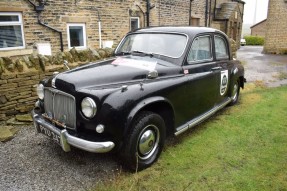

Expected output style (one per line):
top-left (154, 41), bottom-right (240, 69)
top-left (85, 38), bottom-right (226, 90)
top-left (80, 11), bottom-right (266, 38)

top-left (23, 56), bottom-right (34, 68)
top-left (70, 47), bottom-right (80, 62)
top-left (0, 126), bottom-right (19, 142)
top-left (98, 49), bottom-right (107, 58)
top-left (15, 59), bottom-right (24, 72)
top-left (2, 57), bottom-right (15, 72)
top-left (15, 114), bottom-right (33, 122)
top-left (104, 47), bottom-right (114, 57)
top-left (78, 50), bottom-right (89, 62)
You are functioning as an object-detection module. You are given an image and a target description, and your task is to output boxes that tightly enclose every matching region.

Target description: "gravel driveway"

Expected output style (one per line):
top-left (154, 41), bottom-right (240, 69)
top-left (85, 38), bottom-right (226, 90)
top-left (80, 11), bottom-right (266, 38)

top-left (1, 46), bottom-right (287, 191)
top-left (0, 126), bottom-right (120, 191)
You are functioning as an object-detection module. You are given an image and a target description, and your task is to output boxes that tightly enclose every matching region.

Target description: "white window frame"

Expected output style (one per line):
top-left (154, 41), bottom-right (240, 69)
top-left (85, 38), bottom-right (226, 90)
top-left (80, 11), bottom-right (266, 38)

top-left (0, 12), bottom-right (25, 50)
top-left (67, 23), bottom-right (87, 49)
top-left (130, 17), bottom-right (140, 31)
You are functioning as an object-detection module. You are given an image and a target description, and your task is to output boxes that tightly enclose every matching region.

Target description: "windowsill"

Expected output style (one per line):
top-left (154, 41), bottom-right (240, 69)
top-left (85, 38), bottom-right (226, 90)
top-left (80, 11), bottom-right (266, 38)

top-left (69, 47), bottom-right (87, 50)
top-left (0, 48), bottom-right (33, 57)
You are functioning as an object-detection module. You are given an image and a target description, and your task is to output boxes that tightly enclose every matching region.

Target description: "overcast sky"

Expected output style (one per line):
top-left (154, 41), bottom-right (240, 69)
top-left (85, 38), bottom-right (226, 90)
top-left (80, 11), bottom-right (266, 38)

top-left (242, 0), bottom-right (269, 24)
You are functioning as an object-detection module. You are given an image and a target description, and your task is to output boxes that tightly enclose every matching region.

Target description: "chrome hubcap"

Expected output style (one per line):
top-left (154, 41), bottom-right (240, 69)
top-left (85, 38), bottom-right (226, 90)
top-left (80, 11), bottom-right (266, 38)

top-left (138, 125), bottom-right (159, 160)
top-left (232, 83), bottom-right (238, 101)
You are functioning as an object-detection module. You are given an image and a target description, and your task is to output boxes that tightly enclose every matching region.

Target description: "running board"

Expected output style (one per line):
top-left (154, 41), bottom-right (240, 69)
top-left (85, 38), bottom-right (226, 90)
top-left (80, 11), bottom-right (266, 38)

top-left (175, 98), bottom-right (232, 136)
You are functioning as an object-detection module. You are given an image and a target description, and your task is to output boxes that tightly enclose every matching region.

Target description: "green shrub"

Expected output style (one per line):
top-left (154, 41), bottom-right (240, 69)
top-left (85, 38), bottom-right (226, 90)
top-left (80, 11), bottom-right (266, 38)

top-left (244, 36), bottom-right (265, 45)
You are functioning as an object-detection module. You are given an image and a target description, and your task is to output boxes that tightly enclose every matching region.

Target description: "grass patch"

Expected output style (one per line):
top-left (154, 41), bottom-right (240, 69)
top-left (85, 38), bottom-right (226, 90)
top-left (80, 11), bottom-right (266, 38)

top-left (94, 84), bottom-right (287, 191)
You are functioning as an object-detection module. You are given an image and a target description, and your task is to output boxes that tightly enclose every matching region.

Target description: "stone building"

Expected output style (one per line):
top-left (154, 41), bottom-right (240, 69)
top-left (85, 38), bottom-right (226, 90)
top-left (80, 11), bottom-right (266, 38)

top-left (0, 0), bottom-right (244, 57)
top-left (264, 0), bottom-right (287, 54)
top-left (250, 19), bottom-right (267, 37)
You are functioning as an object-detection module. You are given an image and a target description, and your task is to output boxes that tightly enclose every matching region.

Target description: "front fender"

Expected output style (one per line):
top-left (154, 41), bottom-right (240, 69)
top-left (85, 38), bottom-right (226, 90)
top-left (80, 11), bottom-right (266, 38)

top-left (126, 96), bottom-right (174, 132)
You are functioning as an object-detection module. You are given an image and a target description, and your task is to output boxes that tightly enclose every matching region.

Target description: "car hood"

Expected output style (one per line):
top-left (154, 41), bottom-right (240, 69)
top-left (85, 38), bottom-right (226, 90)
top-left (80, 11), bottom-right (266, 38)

top-left (54, 56), bottom-right (183, 90)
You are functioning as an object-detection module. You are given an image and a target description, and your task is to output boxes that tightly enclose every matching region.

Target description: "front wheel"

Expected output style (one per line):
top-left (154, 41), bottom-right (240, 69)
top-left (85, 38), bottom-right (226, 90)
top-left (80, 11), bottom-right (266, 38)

top-left (228, 79), bottom-right (240, 106)
top-left (120, 111), bottom-right (166, 171)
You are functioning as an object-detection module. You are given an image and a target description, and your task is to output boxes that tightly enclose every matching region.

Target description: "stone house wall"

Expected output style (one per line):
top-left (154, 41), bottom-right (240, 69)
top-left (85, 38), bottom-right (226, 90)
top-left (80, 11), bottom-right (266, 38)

top-left (251, 20), bottom-right (267, 37)
top-left (264, 0), bottom-right (287, 54)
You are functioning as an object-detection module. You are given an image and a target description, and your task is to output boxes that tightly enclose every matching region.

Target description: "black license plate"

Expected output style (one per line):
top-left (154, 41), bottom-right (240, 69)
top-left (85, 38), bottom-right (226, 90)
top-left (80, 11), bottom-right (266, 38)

top-left (39, 125), bottom-right (61, 145)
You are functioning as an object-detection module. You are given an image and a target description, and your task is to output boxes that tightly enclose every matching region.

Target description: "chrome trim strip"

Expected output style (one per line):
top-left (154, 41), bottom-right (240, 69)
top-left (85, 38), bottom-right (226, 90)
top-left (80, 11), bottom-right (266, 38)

top-left (32, 110), bottom-right (115, 153)
top-left (175, 98), bottom-right (231, 136)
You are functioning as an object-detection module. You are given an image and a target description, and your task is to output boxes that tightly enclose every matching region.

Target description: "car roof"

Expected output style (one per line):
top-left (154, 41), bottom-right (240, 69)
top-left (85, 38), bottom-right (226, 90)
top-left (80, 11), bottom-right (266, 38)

top-left (132, 26), bottom-right (224, 37)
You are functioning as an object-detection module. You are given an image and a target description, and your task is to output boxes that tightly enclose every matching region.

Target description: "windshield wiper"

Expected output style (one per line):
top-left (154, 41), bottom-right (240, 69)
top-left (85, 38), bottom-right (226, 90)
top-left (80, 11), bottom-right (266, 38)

top-left (131, 50), bottom-right (154, 57)
top-left (115, 51), bottom-right (132, 56)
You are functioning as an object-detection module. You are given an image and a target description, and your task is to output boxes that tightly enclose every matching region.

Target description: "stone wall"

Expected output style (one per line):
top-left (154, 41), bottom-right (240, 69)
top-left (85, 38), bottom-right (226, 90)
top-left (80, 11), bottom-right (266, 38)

top-left (251, 20), bottom-right (267, 37)
top-left (264, 0), bottom-right (287, 54)
top-left (0, 48), bottom-right (113, 121)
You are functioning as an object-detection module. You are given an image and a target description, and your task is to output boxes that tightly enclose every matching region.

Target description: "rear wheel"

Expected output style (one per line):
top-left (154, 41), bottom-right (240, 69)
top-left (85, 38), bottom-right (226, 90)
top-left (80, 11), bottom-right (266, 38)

top-left (120, 111), bottom-right (166, 171)
top-left (229, 79), bottom-right (240, 106)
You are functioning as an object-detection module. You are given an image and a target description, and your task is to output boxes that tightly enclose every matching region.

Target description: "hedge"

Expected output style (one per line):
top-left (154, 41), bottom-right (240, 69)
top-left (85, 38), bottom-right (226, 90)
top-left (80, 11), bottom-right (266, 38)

top-left (244, 36), bottom-right (265, 45)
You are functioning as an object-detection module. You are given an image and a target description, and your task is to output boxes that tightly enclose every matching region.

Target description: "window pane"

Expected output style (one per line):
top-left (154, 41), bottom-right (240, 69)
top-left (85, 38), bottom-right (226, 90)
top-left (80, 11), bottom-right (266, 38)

top-left (188, 36), bottom-right (212, 62)
top-left (131, 18), bottom-right (139, 31)
top-left (69, 26), bottom-right (84, 47)
top-left (0, 25), bottom-right (23, 48)
top-left (215, 36), bottom-right (228, 59)
top-left (0, 15), bottom-right (19, 22)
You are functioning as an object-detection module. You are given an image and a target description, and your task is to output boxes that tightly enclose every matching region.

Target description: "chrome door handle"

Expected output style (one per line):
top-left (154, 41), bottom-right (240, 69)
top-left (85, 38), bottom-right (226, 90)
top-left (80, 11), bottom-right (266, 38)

top-left (211, 66), bottom-right (222, 71)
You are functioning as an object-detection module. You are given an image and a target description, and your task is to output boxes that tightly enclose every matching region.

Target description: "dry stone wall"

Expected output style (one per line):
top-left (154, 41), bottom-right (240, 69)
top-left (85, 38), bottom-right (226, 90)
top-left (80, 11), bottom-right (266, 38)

top-left (0, 48), bottom-right (113, 121)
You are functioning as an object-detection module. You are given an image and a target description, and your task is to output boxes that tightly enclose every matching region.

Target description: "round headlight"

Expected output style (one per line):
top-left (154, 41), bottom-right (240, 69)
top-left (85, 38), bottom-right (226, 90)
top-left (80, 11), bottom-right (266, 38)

top-left (36, 84), bottom-right (44, 100)
top-left (81, 97), bottom-right (97, 118)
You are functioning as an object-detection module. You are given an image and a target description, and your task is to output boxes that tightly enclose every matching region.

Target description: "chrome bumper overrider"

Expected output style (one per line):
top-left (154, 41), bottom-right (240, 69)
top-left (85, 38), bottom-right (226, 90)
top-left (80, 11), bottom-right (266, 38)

top-left (31, 110), bottom-right (115, 153)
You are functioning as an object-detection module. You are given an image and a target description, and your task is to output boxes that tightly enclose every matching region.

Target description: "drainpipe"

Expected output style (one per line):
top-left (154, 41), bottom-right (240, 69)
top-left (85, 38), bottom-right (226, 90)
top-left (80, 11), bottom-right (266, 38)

top-left (26, 0), bottom-right (63, 52)
top-left (208, 0), bottom-right (212, 27)
top-left (205, 0), bottom-right (208, 27)
top-left (189, 0), bottom-right (193, 25)
top-left (146, 0), bottom-right (155, 27)
top-left (94, 8), bottom-right (102, 49)
top-left (214, 0), bottom-right (217, 19)
top-left (146, 0), bottom-right (150, 27)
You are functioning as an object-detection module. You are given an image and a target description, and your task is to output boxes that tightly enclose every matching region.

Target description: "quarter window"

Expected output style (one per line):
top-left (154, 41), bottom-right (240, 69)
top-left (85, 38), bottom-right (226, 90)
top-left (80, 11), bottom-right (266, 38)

top-left (0, 12), bottom-right (25, 50)
top-left (187, 36), bottom-right (212, 63)
top-left (215, 35), bottom-right (229, 59)
top-left (67, 23), bottom-right (86, 49)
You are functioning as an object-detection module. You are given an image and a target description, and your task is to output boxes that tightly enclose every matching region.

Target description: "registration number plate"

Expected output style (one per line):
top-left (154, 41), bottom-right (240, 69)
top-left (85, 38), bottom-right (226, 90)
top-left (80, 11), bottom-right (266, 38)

top-left (39, 125), bottom-right (61, 145)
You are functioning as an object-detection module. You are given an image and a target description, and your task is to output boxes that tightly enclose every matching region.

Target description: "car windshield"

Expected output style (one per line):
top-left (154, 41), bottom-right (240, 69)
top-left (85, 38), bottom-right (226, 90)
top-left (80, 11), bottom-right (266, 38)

top-left (115, 33), bottom-right (188, 58)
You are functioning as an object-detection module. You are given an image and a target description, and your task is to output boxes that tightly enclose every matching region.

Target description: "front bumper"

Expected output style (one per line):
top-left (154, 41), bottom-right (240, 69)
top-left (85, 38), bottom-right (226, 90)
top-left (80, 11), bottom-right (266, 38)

top-left (31, 110), bottom-right (115, 153)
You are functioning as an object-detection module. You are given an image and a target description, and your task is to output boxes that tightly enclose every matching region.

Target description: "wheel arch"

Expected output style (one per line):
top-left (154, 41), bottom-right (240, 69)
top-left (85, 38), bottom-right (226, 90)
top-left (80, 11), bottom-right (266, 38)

top-left (126, 97), bottom-right (175, 137)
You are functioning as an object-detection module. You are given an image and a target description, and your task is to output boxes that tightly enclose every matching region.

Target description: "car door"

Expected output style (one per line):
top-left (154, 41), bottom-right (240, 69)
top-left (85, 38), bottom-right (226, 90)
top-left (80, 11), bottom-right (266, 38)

top-left (213, 34), bottom-right (233, 104)
top-left (181, 34), bottom-right (221, 123)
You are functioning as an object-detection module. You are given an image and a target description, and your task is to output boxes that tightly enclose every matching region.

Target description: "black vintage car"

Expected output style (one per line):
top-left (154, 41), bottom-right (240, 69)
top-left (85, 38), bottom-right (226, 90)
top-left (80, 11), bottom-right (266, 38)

top-left (32, 27), bottom-right (245, 170)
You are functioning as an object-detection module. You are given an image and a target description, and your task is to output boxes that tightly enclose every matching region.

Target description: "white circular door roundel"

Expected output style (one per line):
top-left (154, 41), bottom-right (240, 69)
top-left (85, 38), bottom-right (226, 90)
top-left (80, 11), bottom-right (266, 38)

top-left (220, 70), bottom-right (229, 96)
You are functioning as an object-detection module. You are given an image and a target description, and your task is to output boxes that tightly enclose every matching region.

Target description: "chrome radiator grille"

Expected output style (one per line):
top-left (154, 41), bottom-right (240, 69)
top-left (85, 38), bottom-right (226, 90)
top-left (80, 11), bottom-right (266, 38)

top-left (44, 88), bottom-right (76, 129)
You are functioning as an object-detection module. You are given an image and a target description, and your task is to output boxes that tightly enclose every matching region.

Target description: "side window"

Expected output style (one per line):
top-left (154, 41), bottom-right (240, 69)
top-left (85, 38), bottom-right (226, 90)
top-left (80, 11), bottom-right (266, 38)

top-left (187, 36), bottom-right (212, 63)
top-left (214, 35), bottom-right (229, 59)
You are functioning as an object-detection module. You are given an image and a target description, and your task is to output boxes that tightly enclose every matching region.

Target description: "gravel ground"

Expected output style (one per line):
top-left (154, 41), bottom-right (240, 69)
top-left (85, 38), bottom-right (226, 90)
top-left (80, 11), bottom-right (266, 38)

top-left (0, 126), bottom-right (120, 191)
top-left (1, 46), bottom-right (287, 191)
